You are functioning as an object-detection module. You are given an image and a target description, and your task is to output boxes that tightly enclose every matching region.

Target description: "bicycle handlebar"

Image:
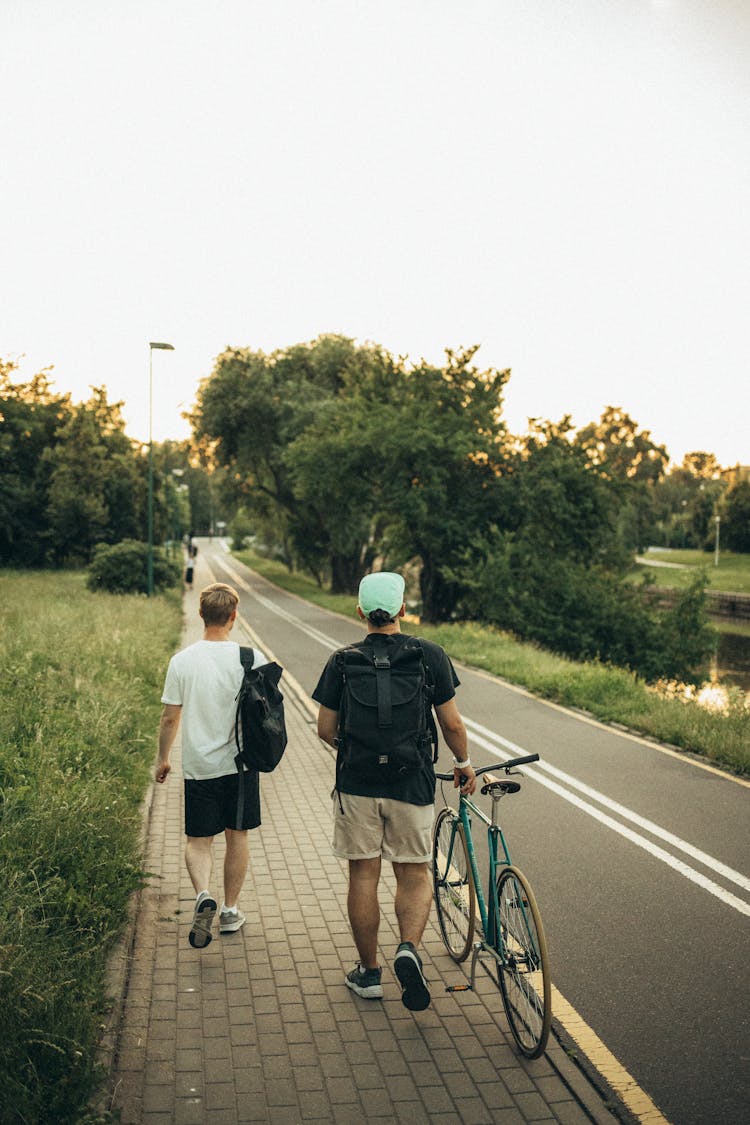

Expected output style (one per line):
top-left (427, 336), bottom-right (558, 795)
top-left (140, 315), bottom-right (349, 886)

top-left (435, 752), bottom-right (539, 782)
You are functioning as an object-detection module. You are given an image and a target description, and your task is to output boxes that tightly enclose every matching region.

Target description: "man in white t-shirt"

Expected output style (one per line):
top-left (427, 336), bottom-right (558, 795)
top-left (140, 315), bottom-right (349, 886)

top-left (156, 582), bottom-right (267, 949)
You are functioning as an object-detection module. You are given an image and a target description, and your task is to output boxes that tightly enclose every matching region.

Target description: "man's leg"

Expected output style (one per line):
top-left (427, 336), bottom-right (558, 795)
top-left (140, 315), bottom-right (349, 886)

top-left (223, 828), bottom-right (249, 908)
top-left (185, 835), bottom-right (214, 894)
top-left (348, 856), bottom-right (382, 968)
top-left (184, 835), bottom-right (217, 948)
top-left (392, 861), bottom-right (433, 1011)
top-left (392, 861), bottom-right (433, 946)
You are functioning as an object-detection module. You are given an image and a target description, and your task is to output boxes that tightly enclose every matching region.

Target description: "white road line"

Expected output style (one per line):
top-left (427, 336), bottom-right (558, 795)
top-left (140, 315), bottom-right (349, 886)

top-left (219, 559), bottom-right (340, 650)
top-left (465, 723), bottom-right (750, 917)
top-left (465, 718), bottom-right (750, 896)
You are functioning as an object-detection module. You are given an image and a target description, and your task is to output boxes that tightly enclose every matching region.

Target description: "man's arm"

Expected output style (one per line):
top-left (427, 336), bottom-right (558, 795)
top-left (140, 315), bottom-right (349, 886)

top-left (435, 698), bottom-right (476, 795)
top-left (317, 704), bottom-right (339, 749)
top-left (156, 703), bottom-right (182, 782)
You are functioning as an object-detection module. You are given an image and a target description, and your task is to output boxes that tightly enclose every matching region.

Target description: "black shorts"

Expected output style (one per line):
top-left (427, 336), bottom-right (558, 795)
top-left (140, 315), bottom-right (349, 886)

top-left (184, 772), bottom-right (261, 836)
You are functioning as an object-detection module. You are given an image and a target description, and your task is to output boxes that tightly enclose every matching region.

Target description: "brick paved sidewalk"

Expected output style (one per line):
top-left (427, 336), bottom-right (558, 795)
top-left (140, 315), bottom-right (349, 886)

top-left (105, 556), bottom-right (618, 1125)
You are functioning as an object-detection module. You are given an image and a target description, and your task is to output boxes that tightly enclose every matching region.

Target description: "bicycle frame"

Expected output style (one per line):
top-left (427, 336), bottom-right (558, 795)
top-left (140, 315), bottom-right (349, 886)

top-left (434, 755), bottom-right (551, 1058)
top-left (457, 790), bottom-right (510, 950)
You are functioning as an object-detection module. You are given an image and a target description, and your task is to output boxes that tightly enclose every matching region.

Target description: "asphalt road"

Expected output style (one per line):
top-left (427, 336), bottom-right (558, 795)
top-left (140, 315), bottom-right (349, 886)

top-left (200, 539), bottom-right (750, 1125)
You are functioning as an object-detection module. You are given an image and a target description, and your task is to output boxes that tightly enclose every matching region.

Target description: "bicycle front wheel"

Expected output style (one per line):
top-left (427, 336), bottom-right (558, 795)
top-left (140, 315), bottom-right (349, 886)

top-left (432, 807), bottom-right (476, 961)
top-left (496, 866), bottom-right (551, 1058)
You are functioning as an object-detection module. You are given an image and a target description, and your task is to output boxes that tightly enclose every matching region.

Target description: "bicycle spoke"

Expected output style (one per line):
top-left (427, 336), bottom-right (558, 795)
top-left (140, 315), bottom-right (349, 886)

top-left (432, 808), bottom-right (475, 961)
top-left (496, 868), bottom-right (551, 1058)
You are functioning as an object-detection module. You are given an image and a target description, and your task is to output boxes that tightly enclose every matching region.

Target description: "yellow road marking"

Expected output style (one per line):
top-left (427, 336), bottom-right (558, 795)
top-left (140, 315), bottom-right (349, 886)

top-left (551, 985), bottom-right (671, 1123)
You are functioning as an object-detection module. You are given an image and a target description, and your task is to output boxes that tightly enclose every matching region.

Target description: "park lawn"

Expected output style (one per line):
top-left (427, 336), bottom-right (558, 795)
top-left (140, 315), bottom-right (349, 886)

top-left (0, 570), bottom-right (182, 1123)
top-left (234, 549), bottom-right (750, 778)
top-left (635, 548), bottom-right (750, 594)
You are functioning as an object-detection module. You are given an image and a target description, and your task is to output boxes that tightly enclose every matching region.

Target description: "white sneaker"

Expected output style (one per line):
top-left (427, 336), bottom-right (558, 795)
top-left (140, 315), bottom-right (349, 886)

top-left (219, 906), bottom-right (246, 934)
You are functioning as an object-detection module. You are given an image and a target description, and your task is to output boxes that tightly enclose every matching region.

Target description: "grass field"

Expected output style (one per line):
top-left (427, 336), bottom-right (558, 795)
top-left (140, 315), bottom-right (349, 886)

top-left (235, 549), bottom-right (750, 777)
top-left (0, 571), bottom-right (181, 1123)
top-left (635, 548), bottom-right (750, 594)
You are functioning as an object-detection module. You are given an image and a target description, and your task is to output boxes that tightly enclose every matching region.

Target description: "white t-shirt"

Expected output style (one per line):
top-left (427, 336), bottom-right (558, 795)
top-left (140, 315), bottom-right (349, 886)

top-left (161, 640), bottom-right (267, 780)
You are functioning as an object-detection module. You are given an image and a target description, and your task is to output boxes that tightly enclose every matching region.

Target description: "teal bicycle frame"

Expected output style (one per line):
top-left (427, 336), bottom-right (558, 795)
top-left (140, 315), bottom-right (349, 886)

top-left (456, 788), bottom-right (511, 953)
top-left (433, 755), bottom-right (551, 1058)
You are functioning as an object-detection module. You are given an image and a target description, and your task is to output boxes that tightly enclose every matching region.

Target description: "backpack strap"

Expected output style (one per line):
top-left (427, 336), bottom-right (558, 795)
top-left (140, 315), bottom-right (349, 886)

top-left (411, 637), bottom-right (439, 763)
top-left (333, 649), bottom-right (350, 813)
top-left (371, 635), bottom-right (393, 729)
top-left (235, 646), bottom-right (256, 830)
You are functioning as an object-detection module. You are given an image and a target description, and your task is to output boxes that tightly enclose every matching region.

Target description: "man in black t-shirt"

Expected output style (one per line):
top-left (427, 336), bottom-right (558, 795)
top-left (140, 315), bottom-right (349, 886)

top-left (313, 572), bottom-right (476, 1012)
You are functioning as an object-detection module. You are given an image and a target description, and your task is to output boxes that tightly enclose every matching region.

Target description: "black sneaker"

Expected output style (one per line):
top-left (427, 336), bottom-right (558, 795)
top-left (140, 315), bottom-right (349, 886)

top-left (345, 963), bottom-right (383, 999)
top-left (394, 942), bottom-right (430, 1011)
top-left (189, 892), bottom-right (217, 949)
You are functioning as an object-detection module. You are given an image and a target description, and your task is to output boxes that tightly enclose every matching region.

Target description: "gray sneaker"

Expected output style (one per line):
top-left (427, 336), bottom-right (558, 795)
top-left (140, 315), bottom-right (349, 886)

top-left (188, 892), bottom-right (217, 949)
top-left (345, 963), bottom-right (383, 999)
top-left (219, 906), bottom-right (246, 934)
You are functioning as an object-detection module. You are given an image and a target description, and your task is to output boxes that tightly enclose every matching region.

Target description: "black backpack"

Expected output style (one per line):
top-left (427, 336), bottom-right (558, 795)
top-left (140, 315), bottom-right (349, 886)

top-left (234, 647), bottom-right (287, 773)
top-left (335, 636), bottom-right (438, 782)
top-left (233, 647), bottom-right (287, 830)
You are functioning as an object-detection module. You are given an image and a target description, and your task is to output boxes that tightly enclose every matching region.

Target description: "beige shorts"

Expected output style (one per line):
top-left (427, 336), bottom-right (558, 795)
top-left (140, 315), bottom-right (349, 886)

top-left (332, 792), bottom-right (435, 864)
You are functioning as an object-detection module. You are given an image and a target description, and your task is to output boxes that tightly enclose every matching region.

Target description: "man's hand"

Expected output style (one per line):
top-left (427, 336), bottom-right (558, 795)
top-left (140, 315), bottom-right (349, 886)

top-left (454, 763), bottom-right (477, 795)
top-left (155, 761), bottom-right (171, 784)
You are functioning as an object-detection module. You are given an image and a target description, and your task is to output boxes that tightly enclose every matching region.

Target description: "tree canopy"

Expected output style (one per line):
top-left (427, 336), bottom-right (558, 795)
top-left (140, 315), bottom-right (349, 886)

top-left (0, 359), bottom-right (211, 567)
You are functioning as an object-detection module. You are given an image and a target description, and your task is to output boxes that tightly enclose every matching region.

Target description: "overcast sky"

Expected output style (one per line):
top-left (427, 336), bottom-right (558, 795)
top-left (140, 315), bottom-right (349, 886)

top-left (3, 0), bottom-right (748, 466)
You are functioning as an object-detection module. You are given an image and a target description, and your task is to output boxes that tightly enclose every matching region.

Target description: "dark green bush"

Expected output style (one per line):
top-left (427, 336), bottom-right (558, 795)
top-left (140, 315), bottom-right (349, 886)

top-left (86, 539), bottom-right (181, 594)
top-left (454, 536), bottom-right (715, 683)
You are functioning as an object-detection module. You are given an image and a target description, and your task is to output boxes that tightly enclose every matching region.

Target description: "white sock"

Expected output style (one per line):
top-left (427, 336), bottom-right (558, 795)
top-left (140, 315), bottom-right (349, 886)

top-left (221, 903), bottom-right (237, 914)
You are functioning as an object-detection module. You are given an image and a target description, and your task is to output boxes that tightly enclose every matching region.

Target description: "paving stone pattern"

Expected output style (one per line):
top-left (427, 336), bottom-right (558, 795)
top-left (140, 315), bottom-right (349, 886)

top-left (108, 557), bottom-right (617, 1124)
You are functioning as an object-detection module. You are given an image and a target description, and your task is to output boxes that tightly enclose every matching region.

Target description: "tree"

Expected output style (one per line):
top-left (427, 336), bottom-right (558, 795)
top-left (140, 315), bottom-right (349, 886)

top-left (44, 388), bottom-right (142, 564)
top-left (573, 407), bottom-right (670, 552)
top-left (367, 347), bottom-right (510, 620)
top-left (650, 452), bottom-right (725, 549)
top-left (195, 336), bottom-right (401, 587)
top-left (0, 360), bottom-right (71, 565)
top-left (724, 480), bottom-right (750, 552)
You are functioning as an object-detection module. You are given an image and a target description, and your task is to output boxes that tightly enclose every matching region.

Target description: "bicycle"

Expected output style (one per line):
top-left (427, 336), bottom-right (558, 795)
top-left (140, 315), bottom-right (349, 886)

top-left (432, 753), bottom-right (551, 1058)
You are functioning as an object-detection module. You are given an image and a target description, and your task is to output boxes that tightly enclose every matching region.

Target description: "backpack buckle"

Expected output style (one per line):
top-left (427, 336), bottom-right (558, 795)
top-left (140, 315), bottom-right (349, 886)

top-left (373, 655), bottom-right (390, 669)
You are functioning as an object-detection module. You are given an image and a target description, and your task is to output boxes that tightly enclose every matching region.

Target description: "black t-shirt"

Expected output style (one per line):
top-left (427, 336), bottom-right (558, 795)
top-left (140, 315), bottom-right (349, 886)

top-left (312, 632), bottom-right (460, 806)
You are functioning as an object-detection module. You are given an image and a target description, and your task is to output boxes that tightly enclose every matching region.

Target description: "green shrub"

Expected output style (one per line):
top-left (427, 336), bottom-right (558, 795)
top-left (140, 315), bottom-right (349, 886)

top-left (453, 538), bottom-right (715, 684)
top-left (228, 508), bottom-right (254, 552)
top-left (86, 539), bottom-right (181, 594)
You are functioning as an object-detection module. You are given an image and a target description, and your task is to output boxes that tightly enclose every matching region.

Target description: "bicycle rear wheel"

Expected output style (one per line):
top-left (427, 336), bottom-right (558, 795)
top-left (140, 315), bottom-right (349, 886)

top-left (432, 807), bottom-right (476, 961)
top-left (496, 866), bottom-right (551, 1058)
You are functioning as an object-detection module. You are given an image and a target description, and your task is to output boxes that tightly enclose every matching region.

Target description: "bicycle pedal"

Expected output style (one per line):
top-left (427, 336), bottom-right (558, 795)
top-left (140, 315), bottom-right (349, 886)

top-left (446, 983), bottom-right (473, 992)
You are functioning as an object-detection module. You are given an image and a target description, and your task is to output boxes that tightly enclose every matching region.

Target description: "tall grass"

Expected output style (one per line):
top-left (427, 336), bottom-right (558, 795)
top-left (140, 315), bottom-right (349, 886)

top-left (236, 549), bottom-right (750, 776)
top-left (0, 571), bottom-right (181, 1124)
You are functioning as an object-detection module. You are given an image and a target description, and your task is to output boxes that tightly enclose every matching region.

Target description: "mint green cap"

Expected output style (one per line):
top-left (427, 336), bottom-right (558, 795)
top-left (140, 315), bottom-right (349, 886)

top-left (358, 572), bottom-right (405, 616)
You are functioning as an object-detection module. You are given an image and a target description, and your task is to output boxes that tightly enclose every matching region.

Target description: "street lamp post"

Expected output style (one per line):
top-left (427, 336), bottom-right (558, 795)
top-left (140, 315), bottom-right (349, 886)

top-left (148, 342), bottom-right (175, 596)
top-left (714, 515), bottom-right (721, 568)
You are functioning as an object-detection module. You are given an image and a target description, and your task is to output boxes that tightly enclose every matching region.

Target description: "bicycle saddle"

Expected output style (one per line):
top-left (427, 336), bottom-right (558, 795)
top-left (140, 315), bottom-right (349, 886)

top-left (481, 773), bottom-right (521, 796)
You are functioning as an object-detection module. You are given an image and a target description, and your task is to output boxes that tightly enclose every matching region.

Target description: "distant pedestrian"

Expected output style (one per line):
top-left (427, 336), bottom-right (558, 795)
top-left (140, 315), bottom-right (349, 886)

top-left (184, 551), bottom-right (194, 589)
top-left (155, 583), bottom-right (268, 948)
top-left (313, 572), bottom-right (476, 1010)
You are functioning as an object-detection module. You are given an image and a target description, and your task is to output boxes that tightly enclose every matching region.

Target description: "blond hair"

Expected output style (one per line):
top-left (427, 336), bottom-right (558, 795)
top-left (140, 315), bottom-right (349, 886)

top-left (199, 583), bottom-right (239, 626)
